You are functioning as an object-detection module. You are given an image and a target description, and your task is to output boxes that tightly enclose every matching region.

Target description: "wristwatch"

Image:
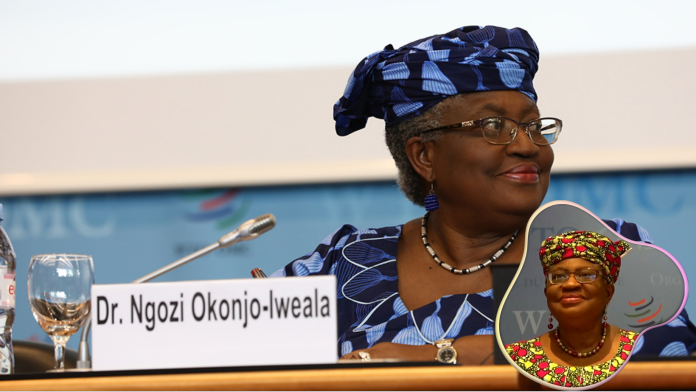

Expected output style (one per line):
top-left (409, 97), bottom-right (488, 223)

top-left (434, 339), bottom-right (457, 364)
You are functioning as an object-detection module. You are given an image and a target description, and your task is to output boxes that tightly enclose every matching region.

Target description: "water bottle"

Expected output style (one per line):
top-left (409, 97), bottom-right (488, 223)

top-left (0, 204), bottom-right (16, 374)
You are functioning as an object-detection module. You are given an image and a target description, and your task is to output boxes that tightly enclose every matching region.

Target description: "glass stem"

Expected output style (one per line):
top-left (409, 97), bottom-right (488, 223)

top-left (52, 336), bottom-right (69, 370)
top-left (54, 342), bottom-right (65, 370)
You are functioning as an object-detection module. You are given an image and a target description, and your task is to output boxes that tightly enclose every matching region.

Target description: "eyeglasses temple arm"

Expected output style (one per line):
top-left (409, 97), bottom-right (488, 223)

top-left (423, 121), bottom-right (477, 134)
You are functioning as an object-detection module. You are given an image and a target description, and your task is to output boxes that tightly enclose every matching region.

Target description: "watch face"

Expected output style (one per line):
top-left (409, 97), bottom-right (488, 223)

top-left (438, 347), bottom-right (456, 363)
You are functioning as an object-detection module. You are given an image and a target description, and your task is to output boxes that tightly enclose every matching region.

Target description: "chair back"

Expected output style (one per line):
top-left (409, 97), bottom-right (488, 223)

top-left (13, 340), bottom-right (78, 374)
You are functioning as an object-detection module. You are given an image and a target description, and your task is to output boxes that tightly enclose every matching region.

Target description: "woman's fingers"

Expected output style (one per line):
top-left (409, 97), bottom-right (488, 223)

top-left (340, 349), bottom-right (372, 361)
top-left (339, 351), bottom-right (359, 360)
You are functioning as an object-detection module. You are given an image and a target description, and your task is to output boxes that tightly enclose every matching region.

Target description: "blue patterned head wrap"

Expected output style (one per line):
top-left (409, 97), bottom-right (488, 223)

top-left (333, 25), bottom-right (540, 136)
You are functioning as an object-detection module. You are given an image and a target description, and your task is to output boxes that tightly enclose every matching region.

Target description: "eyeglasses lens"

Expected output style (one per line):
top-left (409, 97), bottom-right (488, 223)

top-left (529, 119), bottom-right (561, 145)
top-left (481, 118), bottom-right (512, 144)
top-left (480, 117), bottom-right (561, 145)
top-left (548, 269), bottom-right (598, 284)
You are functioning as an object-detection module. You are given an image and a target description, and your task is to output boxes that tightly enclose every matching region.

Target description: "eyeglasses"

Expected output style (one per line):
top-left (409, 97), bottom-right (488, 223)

top-left (547, 268), bottom-right (603, 285)
top-left (421, 116), bottom-right (563, 145)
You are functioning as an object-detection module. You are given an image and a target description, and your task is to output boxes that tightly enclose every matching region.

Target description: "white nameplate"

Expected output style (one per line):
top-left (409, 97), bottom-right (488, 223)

top-left (91, 276), bottom-right (337, 371)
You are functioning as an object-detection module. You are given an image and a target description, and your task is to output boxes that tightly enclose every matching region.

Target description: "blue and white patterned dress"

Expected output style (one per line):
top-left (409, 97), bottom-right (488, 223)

top-left (272, 221), bottom-right (696, 358)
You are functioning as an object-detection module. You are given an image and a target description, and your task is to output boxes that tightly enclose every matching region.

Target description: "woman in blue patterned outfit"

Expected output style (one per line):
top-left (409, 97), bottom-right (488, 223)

top-left (272, 25), bottom-right (696, 364)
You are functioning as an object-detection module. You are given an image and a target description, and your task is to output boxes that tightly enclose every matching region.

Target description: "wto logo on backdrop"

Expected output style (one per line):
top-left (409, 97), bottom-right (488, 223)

top-left (174, 188), bottom-right (252, 257)
top-left (625, 296), bottom-right (663, 328)
top-left (181, 188), bottom-right (250, 230)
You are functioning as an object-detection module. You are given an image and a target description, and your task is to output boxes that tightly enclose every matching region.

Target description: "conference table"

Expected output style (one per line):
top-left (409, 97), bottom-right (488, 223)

top-left (2, 360), bottom-right (695, 390)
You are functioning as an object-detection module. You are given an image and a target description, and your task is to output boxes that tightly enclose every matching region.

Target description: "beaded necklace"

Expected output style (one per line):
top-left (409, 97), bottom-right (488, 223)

top-left (554, 322), bottom-right (607, 358)
top-left (420, 212), bottom-right (518, 275)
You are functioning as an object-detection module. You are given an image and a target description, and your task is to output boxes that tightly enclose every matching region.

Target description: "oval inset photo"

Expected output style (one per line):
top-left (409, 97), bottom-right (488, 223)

top-left (496, 201), bottom-right (689, 390)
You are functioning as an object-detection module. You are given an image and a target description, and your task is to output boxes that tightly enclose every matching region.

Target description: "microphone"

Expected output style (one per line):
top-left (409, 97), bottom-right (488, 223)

top-left (76, 213), bottom-right (277, 369)
top-left (218, 213), bottom-right (276, 248)
top-left (134, 214), bottom-right (276, 283)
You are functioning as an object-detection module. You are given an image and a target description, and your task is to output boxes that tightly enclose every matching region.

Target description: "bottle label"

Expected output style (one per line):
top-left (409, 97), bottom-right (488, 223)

top-left (0, 273), bottom-right (15, 308)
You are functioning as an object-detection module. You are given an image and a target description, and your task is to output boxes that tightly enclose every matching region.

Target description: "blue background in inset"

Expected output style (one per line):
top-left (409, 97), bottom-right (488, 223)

top-left (1, 169), bottom-right (695, 350)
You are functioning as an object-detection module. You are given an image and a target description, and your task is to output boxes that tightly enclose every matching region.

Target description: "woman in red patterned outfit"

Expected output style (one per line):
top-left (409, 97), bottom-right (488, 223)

top-left (506, 231), bottom-right (637, 388)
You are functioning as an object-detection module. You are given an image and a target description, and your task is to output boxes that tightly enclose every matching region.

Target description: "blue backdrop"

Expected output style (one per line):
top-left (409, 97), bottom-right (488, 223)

top-left (2, 169), bottom-right (694, 350)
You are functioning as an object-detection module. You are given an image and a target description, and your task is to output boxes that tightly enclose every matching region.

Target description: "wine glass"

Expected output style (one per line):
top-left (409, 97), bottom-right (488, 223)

top-left (27, 254), bottom-right (94, 371)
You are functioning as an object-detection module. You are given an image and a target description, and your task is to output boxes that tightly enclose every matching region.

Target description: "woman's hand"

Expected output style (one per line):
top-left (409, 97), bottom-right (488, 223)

top-left (339, 335), bottom-right (495, 364)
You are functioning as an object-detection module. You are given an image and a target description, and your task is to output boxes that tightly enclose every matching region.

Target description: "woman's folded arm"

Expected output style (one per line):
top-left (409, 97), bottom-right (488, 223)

top-left (340, 335), bottom-right (495, 365)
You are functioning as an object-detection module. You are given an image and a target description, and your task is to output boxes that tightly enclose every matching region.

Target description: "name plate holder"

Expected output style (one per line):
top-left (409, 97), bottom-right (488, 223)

top-left (91, 276), bottom-right (337, 371)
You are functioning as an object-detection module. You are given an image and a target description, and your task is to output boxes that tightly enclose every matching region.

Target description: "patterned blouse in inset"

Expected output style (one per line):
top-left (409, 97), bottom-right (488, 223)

top-left (505, 329), bottom-right (637, 388)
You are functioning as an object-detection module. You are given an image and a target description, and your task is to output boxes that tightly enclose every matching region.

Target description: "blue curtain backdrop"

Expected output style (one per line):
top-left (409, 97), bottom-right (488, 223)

top-left (2, 169), bottom-right (694, 349)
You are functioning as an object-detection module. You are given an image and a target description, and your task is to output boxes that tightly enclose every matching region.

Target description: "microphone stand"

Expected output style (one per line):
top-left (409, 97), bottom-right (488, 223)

top-left (76, 214), bottom-right (276, 370)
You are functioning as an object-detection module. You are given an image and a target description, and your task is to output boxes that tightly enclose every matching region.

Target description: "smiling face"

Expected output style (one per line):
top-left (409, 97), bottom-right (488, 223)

top-left (421, 91), bottom-right (554, 223)
top-left (545, 258), bottom-right (615, 323)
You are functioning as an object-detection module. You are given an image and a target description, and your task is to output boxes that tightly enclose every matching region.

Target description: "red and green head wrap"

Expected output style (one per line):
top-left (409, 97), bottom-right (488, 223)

top-left (538, 231), bottom-right (631, 285)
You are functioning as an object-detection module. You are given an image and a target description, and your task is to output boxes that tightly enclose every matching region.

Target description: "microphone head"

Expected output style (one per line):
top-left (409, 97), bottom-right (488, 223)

top-left (218, 213), bottom-right (277, 248)
top-left (248, 214), bottom-right (276, 236)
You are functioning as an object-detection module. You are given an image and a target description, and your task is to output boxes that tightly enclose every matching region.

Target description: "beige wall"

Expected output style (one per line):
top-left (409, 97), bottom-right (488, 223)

top-left (1, 47), bottom-right (695, 196)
